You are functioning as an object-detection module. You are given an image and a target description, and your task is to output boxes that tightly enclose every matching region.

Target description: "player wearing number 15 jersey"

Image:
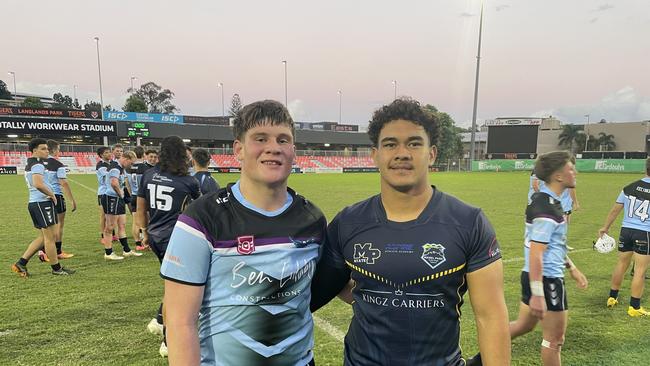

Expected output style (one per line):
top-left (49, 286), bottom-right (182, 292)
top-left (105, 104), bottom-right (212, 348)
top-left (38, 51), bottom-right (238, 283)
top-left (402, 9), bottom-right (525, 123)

top-left (599, 158), bottom-right (650, 316)
top-left (136, 135), bottom-right (201, 357)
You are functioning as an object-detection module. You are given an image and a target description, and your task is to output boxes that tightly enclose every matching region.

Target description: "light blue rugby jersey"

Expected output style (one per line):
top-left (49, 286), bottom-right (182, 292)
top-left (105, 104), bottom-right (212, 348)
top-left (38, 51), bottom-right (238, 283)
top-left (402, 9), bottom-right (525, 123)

top-left (160, 182), bottom-right (325, 366)
top-left (44, 156), bottom-right (66, 196)
top-left (523, 186), bottom-right (568, 278)
top-left (617, 177), bottom-right (650, 232)
top-left (104, 161), bottom-right (125, 197)
top-left (96, 160), bottom-right (110, 196)
top-left (25, 158), bottom-right (51, 203)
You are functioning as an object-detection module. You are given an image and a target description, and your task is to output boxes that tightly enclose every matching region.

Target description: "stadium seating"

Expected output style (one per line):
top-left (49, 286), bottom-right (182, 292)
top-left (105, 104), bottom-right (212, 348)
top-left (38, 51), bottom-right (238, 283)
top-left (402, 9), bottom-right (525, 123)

top-left (0, 151), bottom-right (376, 170)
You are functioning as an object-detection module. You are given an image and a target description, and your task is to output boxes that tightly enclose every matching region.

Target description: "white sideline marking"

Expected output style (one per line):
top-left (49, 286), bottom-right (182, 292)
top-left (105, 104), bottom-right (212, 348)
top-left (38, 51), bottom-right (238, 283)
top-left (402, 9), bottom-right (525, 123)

top-left (68, 177), bottom-right (97, 194)
top-left (313, 315), bottom-right (345, 343)
top-left (0, 330), bottom-right (14, 337)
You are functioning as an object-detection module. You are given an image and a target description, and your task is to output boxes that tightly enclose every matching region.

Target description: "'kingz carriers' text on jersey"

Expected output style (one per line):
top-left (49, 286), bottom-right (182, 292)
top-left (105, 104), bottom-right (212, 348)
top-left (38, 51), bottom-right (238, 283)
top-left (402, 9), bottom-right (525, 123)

top-left (523, 186), bottom-right (568, 278)
top-left (617, 177), bottom-right (650, 232)
top-left (160, 183), bottom-right (326, 366)
top-left (312, 187), bottom-right (501, 366)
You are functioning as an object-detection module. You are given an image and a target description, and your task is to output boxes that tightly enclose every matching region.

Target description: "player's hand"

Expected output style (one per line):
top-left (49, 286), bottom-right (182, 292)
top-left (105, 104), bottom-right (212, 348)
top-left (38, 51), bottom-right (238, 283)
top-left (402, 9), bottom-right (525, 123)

top-left (71, 200), bottom-right (77, 212)
top-left (529, 295), bottom-right (546, 320)
top-left (598, 227), bottom-right (608, 238)
top-left (50, 194), bottom-right (58, 205)
top-left (570, 268), bottom-right (588, 289)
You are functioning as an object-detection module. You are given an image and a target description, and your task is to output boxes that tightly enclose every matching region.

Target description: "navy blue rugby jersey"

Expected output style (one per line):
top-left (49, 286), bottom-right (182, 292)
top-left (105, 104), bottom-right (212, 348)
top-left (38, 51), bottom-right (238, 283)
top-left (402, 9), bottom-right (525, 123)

top-left (138, 166), bottom-right (201, 245)
top-left (311, 187), bottom-right (501, 366)
top-left (194, 171), bottom-right (220, 195)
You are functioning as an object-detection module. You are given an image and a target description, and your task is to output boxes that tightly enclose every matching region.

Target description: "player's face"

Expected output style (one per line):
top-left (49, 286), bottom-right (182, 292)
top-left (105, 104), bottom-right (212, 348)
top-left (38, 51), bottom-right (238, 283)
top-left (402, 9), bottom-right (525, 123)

top-left (33, 144), bottom-right (49, 159)
top-left (101, 150), bottom-right (111, 161)
top-left (112, 147), bottom-right (123, 159)
top-left (148, 153), bottom-right (158, 165)
top-left (557, 161), bottom-right (577, 189)
top-left (120, 157), bottom-right (133, 169)
top-left (372, 119), bottom-right (436, 194)
top-left (234, 122), bottom-right (295, 187)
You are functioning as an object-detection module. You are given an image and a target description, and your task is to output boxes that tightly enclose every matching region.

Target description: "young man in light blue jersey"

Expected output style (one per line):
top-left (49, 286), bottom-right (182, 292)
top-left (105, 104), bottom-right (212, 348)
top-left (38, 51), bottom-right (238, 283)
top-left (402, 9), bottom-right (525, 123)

top-left (37, 139), bottom-right (77, 262)
top-left (161, 100), bottom-right (325, 366)
top-left (96, 147), bottom-right (112, 243)
top-left (493, 151), bottom-right (587, 366)
top-left (12, 138), bottom-right (75, 277)
top-left (599, 157), bottom-right (650, 316)
top-left (101, 151), bottom-right (142, 260)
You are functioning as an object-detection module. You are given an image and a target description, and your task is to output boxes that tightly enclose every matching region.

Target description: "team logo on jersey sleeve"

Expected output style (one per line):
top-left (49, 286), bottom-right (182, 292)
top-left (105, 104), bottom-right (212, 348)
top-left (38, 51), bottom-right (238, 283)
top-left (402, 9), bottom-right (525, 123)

top-left (421, 243), bottom-right (446, 269)
top-left (237, 235), bottom-right (255, 255)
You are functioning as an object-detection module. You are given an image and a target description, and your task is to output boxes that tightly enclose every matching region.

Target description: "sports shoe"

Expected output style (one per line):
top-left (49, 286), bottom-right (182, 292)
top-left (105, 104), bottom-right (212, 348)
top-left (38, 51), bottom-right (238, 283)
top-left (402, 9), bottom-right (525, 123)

top-left (11, 263), bottom-right (29, 278)
top-left (147, 318), bottom-right (164, 336)
top-left (57, 252), bottom-right (75, 259)
top-left (52, 267), bottom-right (76, 275)
top-left (627, 306), bottom-right (650, 317)
top-left (159, 341), bottom-right (168, 358)
top-left (567, 245), bottom-right (575, 251)
top-left (136, 244), bottom-right (150, 251)
top-left (104, 252), bottom-right (124, 261)
top-left (606, 297), bottom-right (618, 308)
top-left (123, 250), bottom-right (143, 257)
top-left (38, 250), bottom-right (50, 262)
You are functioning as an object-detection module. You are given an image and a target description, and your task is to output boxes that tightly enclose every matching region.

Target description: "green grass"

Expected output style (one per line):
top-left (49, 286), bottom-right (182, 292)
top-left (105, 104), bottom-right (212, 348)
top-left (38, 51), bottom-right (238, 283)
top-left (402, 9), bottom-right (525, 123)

top-left (0, 172), bottom-right (645, 365)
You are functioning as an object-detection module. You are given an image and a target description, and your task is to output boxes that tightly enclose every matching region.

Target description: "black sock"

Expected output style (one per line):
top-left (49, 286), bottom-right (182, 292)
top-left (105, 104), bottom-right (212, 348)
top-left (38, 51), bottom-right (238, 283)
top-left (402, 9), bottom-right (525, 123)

top-left (631, 297), bottom-right (641, 309)
top-left (105, 248), bottom-right (113, 256)
top-left (100, 232), bottom-right (104, 238)
top-left (18, 257), bottom-right (29, 266)
top-left (51, 263), bottom-right (62, 271)
top-left (157, 303), bottom-right (164, 324)
top-left (467, 352), bottom-right (482, 366)
top-left (135, 241), bottom-right (142, 247)
top-left (609, 289), bottom-right (619, 299)
top-left (119, 237), bottom-right (131, 252)
top-left (112, 229), bottom-right (115, 236)
top-left (55, 241), bottom-right (62, 255)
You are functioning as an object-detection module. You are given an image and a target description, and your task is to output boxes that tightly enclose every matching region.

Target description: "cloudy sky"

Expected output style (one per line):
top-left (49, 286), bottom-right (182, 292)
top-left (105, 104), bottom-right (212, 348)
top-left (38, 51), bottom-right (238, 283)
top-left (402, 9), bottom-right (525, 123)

top-left (2, 0), bottom-right (649, 128)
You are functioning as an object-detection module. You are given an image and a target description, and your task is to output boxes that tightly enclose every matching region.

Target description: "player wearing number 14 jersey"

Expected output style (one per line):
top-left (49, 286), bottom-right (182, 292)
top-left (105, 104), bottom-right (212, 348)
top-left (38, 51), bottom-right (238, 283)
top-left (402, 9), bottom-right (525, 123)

top-left (599, 158), bottom-right (650, 316)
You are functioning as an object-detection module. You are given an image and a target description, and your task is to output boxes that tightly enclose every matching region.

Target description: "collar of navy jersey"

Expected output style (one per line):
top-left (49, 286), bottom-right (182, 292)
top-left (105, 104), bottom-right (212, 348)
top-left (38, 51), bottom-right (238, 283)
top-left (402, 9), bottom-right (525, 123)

top-left (374, 185), bottom-right (440, 225)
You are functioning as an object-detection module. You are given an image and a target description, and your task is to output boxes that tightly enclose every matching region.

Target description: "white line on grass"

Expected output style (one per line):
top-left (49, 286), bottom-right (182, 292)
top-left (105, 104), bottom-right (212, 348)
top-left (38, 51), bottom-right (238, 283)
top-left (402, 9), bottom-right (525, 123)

top-left (313, 315), bottom-right (346, 343)
top-left (68, 177), bottom-right (97, 194)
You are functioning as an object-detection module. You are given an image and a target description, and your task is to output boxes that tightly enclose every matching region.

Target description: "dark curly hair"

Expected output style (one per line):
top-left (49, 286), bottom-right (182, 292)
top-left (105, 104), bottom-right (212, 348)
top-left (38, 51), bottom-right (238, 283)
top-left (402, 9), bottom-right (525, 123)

top-left (232, 100), bottom-right (294, 141)
top-left (159, 136), bottom-right (189, 176)
top-left (367, 98), bottom-right (439, 147)
top-left (534, 151), bottom-right (573, 183)
top-left (28, 138), bottom-right (48, 153)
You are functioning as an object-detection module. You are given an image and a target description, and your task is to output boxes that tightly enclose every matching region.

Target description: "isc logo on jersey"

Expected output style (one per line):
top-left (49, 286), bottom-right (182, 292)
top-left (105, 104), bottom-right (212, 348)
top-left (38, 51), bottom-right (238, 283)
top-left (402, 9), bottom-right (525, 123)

top-left (353, 243), bottom-right (381, 264)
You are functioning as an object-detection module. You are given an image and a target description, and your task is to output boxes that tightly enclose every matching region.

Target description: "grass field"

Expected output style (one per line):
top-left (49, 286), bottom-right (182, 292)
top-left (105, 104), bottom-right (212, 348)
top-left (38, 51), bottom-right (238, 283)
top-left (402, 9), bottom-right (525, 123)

top-left (0, 172), bottom-right (646, 365)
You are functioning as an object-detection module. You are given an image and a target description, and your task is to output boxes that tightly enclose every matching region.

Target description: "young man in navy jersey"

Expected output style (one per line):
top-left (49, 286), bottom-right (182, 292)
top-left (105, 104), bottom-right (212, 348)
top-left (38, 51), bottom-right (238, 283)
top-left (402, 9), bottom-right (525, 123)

top-left (137, 136), bottom-right (201, 357)
top-left (600, 158), bottom-right (650, 316)
top-left (161, 100), bottom-right (325, 365)
top-left (192, 148), bottom-right (220, 195)
top-left (12, 138), bottom-right (75, 277)
top-left (310, 98), bottom-right (510, 366)
top-left (471, 151), bottom-right (588, 366)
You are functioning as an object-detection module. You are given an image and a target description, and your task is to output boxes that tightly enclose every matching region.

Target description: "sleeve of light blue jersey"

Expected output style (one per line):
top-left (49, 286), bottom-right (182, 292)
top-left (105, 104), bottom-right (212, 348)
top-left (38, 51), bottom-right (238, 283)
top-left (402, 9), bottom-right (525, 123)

top-left (108, 168), bottom-right (120, 179)
top-left (32, 163), bottom-right (45, 175)
top-left (616, 191), bottom-right (626, 204)
top-left (57, 166), bottom-right (67, 179)
top-left (529, 217), bottom-right (558, 244)
top-left (160, 215), bottom-right (212, 286)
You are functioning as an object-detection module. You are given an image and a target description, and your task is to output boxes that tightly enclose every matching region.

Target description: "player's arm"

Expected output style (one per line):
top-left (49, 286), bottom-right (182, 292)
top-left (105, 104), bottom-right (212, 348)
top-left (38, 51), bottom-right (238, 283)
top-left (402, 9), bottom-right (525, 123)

top-left (467, 260), bottom-right (511, 366)
top-left (564, 256), bottom-right (588, 289)
top-left (110, 176), bottom-right (123, 198)
top-left (165, 280), bottom-right (203, 366)
top-left (337, 279), bottom-right (355, 304)
top-left (598, 202), bottom-right (624, 237)
top-left (136, 197), bottom-right (149, 228)
top-left (528, 241), bottom-right (547, 319)
top-left (569, 188), bottom-right (579, 210)
top-left (32, 172), bottom-right (57, 204)
top-left (59, 178), bottom-right (77, 212)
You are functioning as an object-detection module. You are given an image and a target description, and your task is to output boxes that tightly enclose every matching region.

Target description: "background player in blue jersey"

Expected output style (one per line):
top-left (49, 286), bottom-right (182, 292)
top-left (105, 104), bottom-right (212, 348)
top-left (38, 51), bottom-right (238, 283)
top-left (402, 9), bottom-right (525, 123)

top-left (96, 147), bottom-right (112, 243)
top-left (310, 98), bottom-right (510, 366)
top-left (12, 138), bottom-right (75, 277)
top-left (486, 151), bottom-right (587, 366)
top-left (161, 100), bottom-right (325, 365)
top-left (192, 148), bottom-right (220, 195)
top-left (101, 151), bottom-right (142, 260)
top-left (599, 158), bottom-right (650, 316)
top-left (137, 136), bottom-right (201, 357)
top-left (36, 139), bottom-right (77, 262)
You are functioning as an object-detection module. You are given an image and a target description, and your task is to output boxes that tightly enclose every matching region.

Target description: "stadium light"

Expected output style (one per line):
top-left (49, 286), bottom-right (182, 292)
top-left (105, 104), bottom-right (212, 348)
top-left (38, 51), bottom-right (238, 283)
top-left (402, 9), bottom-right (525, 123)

top-left (324, 143), bottom-right (331, 147)
top-left (391, 80), bottom-right (397, 100)
top-left (73, 84), bottom-right (77, 102)
top-left (7, 134), bottom-right (18, 138)
top-left (93, 37), bottom-right (104, 113)
top-left (282, 60), bottom-right (288, 106)
top-left (7, 71), bottom-right (17, 105)
top-left (470, 0), bottom-right (485, 171)
top-left (584, 114), bottom-right (591, 151)
top-left (130, 76), bottom-right (137, 93)
top-left (218, 82), bottom-right (224, 116)
top-left (337, 90), bottom-right (342, 124)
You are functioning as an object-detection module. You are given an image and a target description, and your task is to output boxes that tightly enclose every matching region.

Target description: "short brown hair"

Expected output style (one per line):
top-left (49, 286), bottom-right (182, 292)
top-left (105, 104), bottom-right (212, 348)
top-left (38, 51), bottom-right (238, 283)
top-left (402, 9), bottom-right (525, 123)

top-left (232, 100), bottom-right (294, 141)
top-left (535, 151), bottom-right (573, 183)
top-left (122, 151), bottom-right (136, 160)
top-left (46, 139), bottom-right (60, 153)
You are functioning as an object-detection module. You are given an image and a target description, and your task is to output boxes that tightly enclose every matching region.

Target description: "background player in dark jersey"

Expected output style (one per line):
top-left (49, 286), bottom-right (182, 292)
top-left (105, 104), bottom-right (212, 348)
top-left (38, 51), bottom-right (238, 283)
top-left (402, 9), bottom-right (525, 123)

top-left (599, 158), bottom-right (650, 316)
top-left (472, 152), bottom-right (587, 366)
top-left (310, 98), bottom-right (510, 366)
top-left (192, 148), bottom-right (220, 195)
top-left (12, 138), bottom-right (75, 277)
top-left (127, 146), bottom-right (146, 251)
top-left (137, 136), bottom-right (201, 357)
top-left (161, 100), bottom-right (325, 365)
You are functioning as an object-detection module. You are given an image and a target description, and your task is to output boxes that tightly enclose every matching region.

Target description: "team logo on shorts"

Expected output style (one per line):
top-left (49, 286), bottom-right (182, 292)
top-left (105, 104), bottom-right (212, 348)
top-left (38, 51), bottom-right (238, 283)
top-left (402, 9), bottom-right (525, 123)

top-left (237, 235), bottom-right (255, 255)
top-left (421, 243), bottom-right (446, 270)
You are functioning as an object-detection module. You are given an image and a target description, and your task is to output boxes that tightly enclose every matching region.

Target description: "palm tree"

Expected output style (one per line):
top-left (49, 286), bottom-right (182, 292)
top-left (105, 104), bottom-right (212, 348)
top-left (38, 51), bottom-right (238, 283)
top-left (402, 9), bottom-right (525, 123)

top-left (558, 124), bottom-right (583, 152)
top-left (597, 132), bottom-right (616, 151)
